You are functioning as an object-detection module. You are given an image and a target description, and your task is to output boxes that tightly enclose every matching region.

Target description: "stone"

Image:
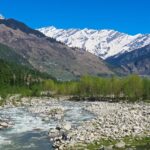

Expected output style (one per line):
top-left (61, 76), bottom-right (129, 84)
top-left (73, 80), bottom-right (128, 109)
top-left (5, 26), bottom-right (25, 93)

top-left (56, 124), bottom-right (62, 131)
top-left (59, 144), bottom-right (64, 150)
top-left (42, 117), bottom-right (49, 121)
top-left (78, 136), bottom-right (85, 141)
top-left (55, 115), bottom-right (62, 120)
top-left (49, 128), bottom-right (60, 137)
top-left (0, 122), bottom-right (8, 128)
top-left (115, 140), bottom-right (126, 149)
top-left (63, 122), bottom-right (71, 130)
top-left (104, 145), bottom-right (113, 150)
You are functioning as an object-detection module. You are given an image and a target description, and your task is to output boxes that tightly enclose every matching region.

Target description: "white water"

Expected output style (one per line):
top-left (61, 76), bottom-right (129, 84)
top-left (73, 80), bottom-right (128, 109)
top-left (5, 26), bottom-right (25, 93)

top-left (0, 101), bottom-right (94, 150)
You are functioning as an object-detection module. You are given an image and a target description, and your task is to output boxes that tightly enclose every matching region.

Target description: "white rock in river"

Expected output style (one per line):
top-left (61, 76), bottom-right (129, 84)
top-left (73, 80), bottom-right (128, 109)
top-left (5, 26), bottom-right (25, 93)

top-left (63, 122), bottom-right (71, 130)
top-left (0, 122), bottom-right (9, 128)
top-left (0, 126), bottom-right (4, 129)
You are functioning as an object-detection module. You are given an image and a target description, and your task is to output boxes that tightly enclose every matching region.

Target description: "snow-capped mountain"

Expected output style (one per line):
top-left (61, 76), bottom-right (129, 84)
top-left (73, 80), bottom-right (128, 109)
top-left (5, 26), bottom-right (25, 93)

top-left (38, 26), bottom-right (150, 59)
top-left (0, 18), bottom-right (113, 80)
top-left (0, 14), bottom-right (5, 19)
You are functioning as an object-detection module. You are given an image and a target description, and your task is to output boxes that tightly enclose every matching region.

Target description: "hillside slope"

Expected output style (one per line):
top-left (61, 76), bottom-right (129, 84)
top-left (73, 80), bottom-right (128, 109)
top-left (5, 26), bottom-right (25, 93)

top-left (0, 58), bottom-right (54, 86)
top-left (0, 43), bottom-right (31, 67)
top-left (106, 45), bottom-right (150, 75)
top-left (0, 19), bottom-right (113, 80)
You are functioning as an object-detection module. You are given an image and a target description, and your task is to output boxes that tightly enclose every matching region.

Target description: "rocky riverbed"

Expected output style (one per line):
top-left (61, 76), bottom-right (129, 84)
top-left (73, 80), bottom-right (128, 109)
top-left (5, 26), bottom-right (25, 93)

top-left (48, 101), bottom-right (150, 149)
top-left (0, 97), bottom-right (94, 150)
top-left (0, 97), bottom-right (150, 150)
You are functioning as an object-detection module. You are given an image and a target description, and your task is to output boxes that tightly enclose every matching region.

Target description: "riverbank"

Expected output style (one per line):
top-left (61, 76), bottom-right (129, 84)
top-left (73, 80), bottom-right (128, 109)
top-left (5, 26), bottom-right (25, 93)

top-left (0, 97), bottom-right (150, 150)
top-left (78, 136), bottom-right (150, 150)
top-left (49, 101), bottom-right (150, 149)
top-left (0, 97), bottom-right (94, 149)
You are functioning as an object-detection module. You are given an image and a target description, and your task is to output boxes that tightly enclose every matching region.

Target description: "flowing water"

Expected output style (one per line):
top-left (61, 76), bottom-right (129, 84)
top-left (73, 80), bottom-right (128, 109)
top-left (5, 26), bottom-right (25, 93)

top-left (0, 101), bottom-right (94, 150)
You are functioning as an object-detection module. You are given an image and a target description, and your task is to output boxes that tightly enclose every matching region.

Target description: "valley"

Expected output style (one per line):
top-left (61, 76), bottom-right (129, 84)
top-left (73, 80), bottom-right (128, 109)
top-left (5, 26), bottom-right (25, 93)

top-left (0, 13), bottom-right (150, 150)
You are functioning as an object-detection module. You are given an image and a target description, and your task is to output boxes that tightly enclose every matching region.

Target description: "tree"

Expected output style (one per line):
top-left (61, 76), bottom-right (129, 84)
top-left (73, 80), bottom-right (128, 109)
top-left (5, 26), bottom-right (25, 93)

top-left (123, 75), bottom-right (143, 100)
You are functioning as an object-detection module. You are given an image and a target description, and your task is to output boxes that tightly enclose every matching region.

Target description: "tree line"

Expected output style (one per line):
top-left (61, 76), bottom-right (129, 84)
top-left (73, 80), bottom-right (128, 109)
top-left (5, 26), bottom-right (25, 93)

top-left (0, 58), bottom-right (149, 101)
top-left (0, 59), bottom-right (54, 98)
top-left (42, 75), bottom-right (150, 101)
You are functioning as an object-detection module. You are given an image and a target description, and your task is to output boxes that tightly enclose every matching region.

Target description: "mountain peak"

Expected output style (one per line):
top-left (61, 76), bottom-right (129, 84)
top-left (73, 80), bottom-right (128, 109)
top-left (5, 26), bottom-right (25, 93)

top-left (0, 14), bottom-right (5, 20)
top-left (0, 18), bottom-right (45, 38)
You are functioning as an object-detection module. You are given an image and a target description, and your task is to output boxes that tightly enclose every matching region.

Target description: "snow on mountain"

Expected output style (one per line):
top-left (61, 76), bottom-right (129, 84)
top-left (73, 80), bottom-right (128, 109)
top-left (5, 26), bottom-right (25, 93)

top-left (0, 14), bottom-right (5, 19)
top-left (38, 26), bottom-right (150, 59)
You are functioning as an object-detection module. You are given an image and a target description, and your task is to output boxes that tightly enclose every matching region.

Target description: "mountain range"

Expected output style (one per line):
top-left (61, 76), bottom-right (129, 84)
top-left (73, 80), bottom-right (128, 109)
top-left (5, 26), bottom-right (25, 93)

top-left (0, 18), bottom-right (113, 80)
top-left (38, 26), bottom-right (150, 76)
top-left (0, 17), bottom-right (149, 80)
top-left (38, 27), bottom-right (150, 59)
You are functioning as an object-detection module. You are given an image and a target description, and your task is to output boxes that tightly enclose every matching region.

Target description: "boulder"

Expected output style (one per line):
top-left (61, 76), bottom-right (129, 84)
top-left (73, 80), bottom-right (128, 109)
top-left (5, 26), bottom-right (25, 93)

top-left (78, 136), bottom-right (85, 141)
top-left (0, 122), bottom-right (9, 128)
top-left (104, 145), bottom-right (113, 150)
top-left (63, 122), bottom-right (71, 130)
top-left (42, 117), bottom-right (49, 121)
top-left (56, 124), bottom-right (62, 131)
top-left (115, 140), bottom-right (126, 149)
top-left (0, 126), bottom-right (4, 129)
top-left (48, 128), bottom-right (60, 137)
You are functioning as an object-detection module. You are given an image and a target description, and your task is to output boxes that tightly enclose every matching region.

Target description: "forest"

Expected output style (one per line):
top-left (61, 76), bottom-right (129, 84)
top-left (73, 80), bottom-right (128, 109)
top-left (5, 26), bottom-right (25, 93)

top-left (0, 58), bottom-right (149, 102)
top-left (43, 75), bottom-right (150, 101)
top-left (0, 42), bottom-right (149, 102)
top-left (0, 59), bottom-right (54, 98)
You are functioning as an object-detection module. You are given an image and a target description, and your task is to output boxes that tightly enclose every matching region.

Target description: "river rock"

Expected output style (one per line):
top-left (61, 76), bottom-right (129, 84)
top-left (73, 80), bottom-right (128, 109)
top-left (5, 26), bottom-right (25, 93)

top-left (105, 145), bottom-right (113, 150)
top-left (59, 144), bottom-right (65, 150)
top-left (63, 122), bottom-right (71, 130)
top-left (48, 128), bottom-right (60, 138)
top-left (115, 140), bottom-right (126, 149)
top-left (1, 97), bottom-right (149, 149)
top-left (0, 122), bottom-right (9, 128)
top-left (56, 124), bottom-right (62, 131)
top-left (78, 135), bottom-right (85, 141)
top-left (42, 117), bottom-right (49, 121)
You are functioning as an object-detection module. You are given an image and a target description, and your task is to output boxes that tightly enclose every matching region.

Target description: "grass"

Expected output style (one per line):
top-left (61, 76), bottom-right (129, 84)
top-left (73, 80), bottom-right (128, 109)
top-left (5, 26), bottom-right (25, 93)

top-left (71, 136), bottom-right (150, 150)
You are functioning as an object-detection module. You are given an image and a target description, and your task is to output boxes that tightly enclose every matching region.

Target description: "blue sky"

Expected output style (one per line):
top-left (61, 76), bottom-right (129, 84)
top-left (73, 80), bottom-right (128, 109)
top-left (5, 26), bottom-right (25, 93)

top-left (0, 0), bottom-right (150, 34)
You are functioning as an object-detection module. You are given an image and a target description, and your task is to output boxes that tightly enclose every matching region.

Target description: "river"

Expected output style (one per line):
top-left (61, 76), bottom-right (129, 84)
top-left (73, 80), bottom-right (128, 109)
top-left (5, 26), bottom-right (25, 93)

top-left (0, 101), bottom-right (94, 150)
